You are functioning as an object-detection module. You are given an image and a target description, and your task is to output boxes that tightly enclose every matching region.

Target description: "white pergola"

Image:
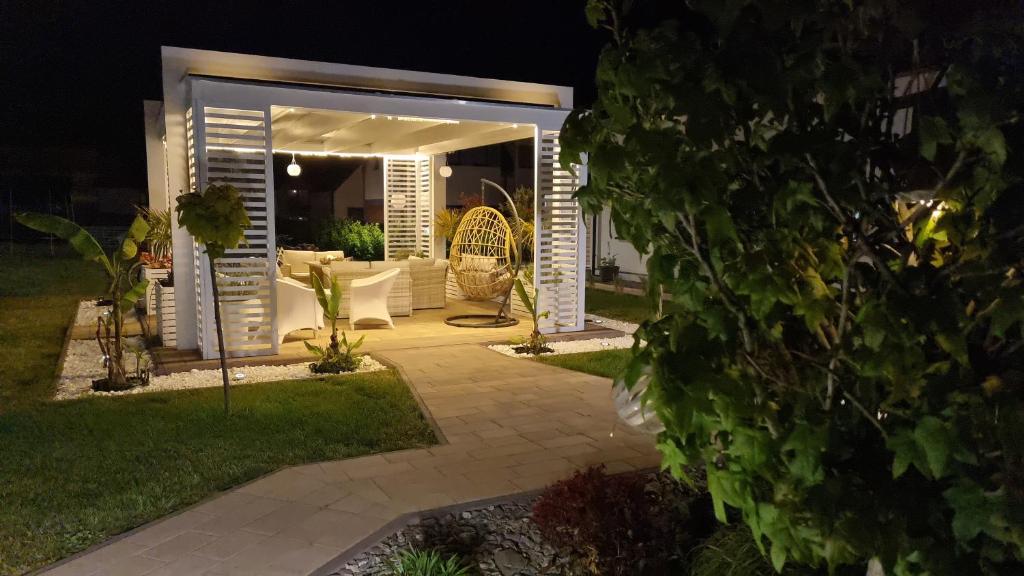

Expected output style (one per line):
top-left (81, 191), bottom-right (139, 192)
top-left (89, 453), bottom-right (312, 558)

top-left (149, 47), bottom-right (585, 359)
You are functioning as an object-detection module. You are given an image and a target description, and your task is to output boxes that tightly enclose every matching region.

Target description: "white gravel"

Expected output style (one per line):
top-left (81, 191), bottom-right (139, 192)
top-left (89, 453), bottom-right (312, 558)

top-left (56, 338), bottom-right (386, 400)
top-left (75, 300), bottom-right (106, 326)
top-left (487, 314), bottom-right (641, 358)
top-left (585, 313), bottom-right (639, 335)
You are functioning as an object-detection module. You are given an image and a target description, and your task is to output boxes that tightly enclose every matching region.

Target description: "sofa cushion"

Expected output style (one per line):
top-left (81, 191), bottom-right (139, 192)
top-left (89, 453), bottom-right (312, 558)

top-left (315, 250), bottom-right (344, 263)
top-left (462, 255), bottom-right (499, 272)
top-left (371, 260), bottom-right (410, 270)
top-left (281, 250), bottom-right (315, 275)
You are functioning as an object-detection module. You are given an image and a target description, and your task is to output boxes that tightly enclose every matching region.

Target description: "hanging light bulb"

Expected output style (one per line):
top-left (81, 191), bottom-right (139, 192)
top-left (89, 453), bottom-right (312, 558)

top-left (438, 165), bottom-right (453, 178)
top-left (287, 154), bottom-right (302, 177)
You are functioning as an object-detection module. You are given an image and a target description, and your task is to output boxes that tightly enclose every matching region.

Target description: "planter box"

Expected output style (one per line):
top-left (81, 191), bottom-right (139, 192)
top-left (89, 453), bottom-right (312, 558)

top-left (156, 283), bottom-right (176, 347)
top-left (142, 268), bottom-right (171, 316)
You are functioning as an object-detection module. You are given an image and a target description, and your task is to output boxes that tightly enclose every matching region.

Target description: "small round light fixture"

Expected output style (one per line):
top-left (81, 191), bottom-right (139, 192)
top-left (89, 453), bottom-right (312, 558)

top-left (438, 165), bottom-right (453, 178)
top-left (287, 154), bottom-right (302, 177)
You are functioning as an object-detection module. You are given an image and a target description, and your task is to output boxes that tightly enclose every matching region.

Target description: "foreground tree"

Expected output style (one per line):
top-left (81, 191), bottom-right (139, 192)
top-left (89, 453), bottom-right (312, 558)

top-left (562, 1), bottom-right (1024, 574)
top-left (176, 183), bottom-right (250, 414)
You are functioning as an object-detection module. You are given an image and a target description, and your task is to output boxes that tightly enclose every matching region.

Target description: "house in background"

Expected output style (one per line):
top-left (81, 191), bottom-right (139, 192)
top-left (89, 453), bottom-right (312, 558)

top-left (144, 47), bottom-right (587, 360)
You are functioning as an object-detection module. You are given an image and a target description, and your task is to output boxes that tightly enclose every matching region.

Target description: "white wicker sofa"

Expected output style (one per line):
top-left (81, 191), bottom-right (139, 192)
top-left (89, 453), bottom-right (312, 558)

top-left (279, 249), bottom-right (344, 283)
top-left (310, 258), bottom-right (448, 319)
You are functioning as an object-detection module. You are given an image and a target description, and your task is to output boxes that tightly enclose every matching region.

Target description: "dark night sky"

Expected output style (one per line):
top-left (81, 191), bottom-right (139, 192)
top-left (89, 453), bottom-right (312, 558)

top-left (0, 0), bottom-right (605, 188)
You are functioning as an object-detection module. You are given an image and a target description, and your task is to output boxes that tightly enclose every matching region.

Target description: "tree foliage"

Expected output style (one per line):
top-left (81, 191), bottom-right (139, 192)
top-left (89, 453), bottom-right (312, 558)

top-left (175, 183), bottom-right (251, 260)
top-left (562, 1), bottom-right (1024, 574)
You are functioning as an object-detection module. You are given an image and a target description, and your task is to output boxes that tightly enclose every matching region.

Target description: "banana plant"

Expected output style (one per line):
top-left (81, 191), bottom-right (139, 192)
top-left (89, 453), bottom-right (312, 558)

top-left (16, 213), bottom-right (150, 388)
top-left (306, 272), bottom-right (364, 373)
top-left (514, 275), bottom-right (550, 355)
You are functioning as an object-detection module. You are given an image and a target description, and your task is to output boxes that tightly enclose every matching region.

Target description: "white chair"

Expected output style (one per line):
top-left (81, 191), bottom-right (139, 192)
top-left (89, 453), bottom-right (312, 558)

top-left (275, 277), bottom-right (325, 344)
top-left (349, 268), bottom-right (401, 329)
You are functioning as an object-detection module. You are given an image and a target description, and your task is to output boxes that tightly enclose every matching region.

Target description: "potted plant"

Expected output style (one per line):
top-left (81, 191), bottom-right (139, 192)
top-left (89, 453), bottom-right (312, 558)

top-left (598, 254), bottom-right (619, 282)
top-left (137, 207), bottom-right (173, 315)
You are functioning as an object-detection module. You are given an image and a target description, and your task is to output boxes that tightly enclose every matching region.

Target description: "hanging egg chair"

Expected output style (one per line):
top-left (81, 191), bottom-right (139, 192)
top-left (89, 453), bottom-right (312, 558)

top-left (445, 183), bottom-right (523, 327)
top-left (449, 206), bottom-right (518, 300)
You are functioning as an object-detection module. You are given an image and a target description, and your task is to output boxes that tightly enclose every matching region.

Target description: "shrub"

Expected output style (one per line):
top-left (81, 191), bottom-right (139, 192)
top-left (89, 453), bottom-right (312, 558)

top-left (531, 466), bottom-right (676, 575)
top-left (387, 549), bottom-right (471, 576)
top-left (564, 1), bottom-right (1024, 574)
top-left (317, 218), bottom-right (384, 261)
top-left (689, 525), bottom-right (815, 576)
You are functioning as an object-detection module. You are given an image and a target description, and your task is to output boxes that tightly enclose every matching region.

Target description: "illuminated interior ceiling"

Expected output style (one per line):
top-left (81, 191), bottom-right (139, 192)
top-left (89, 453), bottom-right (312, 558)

top-left (270, 106), bottom-right (534, 156)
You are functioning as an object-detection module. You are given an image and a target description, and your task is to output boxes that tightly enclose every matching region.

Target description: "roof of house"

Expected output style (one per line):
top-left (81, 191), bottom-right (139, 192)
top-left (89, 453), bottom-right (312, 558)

top-left (161, 46), bottom-right (573, 109)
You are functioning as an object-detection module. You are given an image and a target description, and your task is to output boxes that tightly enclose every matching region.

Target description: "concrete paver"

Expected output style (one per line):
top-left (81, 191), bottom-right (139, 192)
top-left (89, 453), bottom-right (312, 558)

top-left (41, 344), bottom-right (659, 576)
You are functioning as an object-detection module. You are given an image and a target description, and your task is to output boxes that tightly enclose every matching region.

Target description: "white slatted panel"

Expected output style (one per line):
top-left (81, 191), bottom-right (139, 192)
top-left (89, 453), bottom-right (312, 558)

top-left (535, 131), bottom-right (584, 333)
top-left (186, 107), bottom-right (211, 354)
top-left (384, 157), bottom-right (432, 260)
top-left (195, 106), bottom-right (277, 358)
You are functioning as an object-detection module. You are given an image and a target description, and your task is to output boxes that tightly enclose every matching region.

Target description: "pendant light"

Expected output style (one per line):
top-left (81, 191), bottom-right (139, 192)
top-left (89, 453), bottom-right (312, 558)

top-left (287, 153), bottom-right (302, 177)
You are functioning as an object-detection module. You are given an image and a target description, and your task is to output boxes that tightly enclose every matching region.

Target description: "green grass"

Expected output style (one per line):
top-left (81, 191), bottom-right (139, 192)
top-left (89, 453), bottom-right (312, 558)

top-left (0, 245), bottom-right (107, 408)
top-left (0, 373), bottom-right (435, 574)
top-left (585, 287), bottom-right (683, 324)
top-left (0, 243), bottom-right (437, 574)
top-left (535, 348), bottom-right (633, 379)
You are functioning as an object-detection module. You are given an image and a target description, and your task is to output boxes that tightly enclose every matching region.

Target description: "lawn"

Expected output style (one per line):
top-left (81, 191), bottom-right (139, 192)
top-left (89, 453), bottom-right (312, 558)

top-left (585, 286), bottom-right (682, 324)
top-left (0, 244), bottom-right (436, 574)
top-left (535, 348), bottom-right (632, 379)
top-left (0, 244), bottom-right (107, 408)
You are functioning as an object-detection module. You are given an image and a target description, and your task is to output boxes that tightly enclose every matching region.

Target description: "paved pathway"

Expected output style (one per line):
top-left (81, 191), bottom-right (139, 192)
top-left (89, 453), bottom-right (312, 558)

top-left (43, 345), bottom-right (659, 576)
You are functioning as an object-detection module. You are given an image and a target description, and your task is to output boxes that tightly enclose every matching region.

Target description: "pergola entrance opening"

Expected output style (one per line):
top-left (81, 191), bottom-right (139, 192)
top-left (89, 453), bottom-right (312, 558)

top-left (176, 76), bottom-right (585, 360)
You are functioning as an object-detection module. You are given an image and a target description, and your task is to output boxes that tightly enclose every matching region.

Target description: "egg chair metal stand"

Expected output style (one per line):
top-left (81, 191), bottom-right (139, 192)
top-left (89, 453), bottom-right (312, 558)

top-left (444, 179), bottom-right (525, 328)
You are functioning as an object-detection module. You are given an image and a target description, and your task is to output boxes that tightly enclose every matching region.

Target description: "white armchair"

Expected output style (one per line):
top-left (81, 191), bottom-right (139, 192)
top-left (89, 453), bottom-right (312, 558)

top-left (275, 277), bottom-right (325, 344)
top-left (349, 268), bottom-right (401, 330)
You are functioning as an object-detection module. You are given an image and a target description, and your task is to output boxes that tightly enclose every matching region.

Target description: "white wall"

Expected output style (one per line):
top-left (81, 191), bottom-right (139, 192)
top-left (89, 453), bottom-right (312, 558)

top-left (591, 207), bottom-right (649, 281)
top-left (443, 166), bottom-right (502, 206)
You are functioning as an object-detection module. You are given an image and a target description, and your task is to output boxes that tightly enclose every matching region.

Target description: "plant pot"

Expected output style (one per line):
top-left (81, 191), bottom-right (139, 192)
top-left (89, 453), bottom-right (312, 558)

top-left (599, 265), bottom-right (620, 282)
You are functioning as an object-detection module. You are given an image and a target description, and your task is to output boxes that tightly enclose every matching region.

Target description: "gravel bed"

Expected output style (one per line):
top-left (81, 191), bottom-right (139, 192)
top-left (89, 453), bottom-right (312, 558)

top-left (75, 300), bottom-right (105, 326)
top-left (56, 338), bottom-right (386, 400)
top-left (332, 499), bottom-right (565, 576)
top-left (585, 313), bottom-right (639, 335)
top-left (332, 471), bottom-right (697, 576)
top-left (487, 313), bottom-right (639, 358)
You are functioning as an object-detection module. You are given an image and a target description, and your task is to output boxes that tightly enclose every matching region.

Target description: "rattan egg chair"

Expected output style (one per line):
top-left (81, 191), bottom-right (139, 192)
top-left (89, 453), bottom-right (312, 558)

top-left (450, 207), bottom-right (517, 300)
top-left (445, 183), bottom-right (523, 327)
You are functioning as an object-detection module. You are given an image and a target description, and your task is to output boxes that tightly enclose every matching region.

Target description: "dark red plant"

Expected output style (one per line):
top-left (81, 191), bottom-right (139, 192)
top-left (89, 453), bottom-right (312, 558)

top-left (531, 465), bottom-right (675, 575)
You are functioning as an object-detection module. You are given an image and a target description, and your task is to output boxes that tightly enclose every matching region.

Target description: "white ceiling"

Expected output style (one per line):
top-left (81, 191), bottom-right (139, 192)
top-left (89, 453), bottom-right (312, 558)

top-left (269, 106), bottom-right (534, 156)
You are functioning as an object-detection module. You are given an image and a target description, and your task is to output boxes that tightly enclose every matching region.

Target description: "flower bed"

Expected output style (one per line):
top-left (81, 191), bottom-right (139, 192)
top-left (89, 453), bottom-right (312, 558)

top-left (58, 301), bottom-right (386, 400)
top-left (331, 469), bottom-right (710, 576)
top-left (56, 338), bottom-right (386, 400)
top-left (487, 314), bottom-right (639, 358)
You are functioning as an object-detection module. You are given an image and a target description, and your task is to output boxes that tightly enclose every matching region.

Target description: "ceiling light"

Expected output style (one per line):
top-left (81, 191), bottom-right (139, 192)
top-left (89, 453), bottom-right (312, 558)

top-left (287, 154), bottom-right (302, 177)
top-left (438, 166), bottom-right (453, 178)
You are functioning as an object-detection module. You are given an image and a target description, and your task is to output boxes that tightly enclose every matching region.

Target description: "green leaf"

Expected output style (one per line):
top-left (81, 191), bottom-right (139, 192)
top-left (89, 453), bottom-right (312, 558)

top-left (770, 542), bottom-right (788, 573)
top-left (914, 416), bottom-right (952, 479)
top-left (120, 279), bottom-right (149, 311)
top-left (514, 278), bottom-right (535, 317)
top-left (943, 480), bottom-right (1008, 542)
top-left (701, 205), bottom-right (739, 248)
top-left (15, 213), bottom-right (113, 276)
